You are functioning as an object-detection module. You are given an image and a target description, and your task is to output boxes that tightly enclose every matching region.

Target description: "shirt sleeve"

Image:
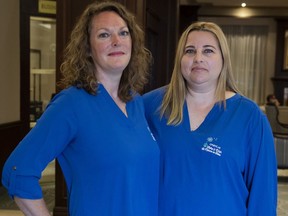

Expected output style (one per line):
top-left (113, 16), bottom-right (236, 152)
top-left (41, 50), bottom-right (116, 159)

top-left (1, 89), bottom-right (78, 199)
top-left (245, 112), bottom-right (277, 216)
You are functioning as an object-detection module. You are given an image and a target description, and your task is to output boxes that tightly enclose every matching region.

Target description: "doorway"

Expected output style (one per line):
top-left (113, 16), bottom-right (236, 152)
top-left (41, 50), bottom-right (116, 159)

top-left (29, 16), bottom-right (56, 127)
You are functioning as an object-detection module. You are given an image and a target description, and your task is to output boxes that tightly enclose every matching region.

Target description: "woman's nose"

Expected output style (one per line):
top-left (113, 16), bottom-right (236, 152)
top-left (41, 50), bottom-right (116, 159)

top-left (194, 51), bottom-right (203, 62)
top-left (112, 34), bottom-right (120, 47)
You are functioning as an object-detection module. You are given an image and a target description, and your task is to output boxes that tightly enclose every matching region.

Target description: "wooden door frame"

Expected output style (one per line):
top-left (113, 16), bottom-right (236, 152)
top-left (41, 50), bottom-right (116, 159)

top-left (0, 0), bottom-right (56, 186)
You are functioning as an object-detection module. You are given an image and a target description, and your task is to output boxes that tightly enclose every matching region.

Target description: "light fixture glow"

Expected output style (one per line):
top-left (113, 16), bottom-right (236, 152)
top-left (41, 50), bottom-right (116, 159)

top-left (235, 7), bottom-right (252, 18)
top-left (241, 3), bottom-right (246, 7)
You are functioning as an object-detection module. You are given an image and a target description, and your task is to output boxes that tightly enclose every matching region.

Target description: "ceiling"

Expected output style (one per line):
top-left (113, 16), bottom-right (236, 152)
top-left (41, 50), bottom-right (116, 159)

top-left (180, 0), bottom-right (288, 7)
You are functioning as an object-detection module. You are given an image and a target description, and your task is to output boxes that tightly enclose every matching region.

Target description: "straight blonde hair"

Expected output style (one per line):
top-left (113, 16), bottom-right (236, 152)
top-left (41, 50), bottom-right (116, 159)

top-left (161, 21), bottom-right (240, 125)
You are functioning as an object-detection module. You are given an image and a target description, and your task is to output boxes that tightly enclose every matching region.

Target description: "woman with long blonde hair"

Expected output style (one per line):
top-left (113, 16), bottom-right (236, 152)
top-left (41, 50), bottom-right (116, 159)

top-left (144, 21), bottom-right (277, 216)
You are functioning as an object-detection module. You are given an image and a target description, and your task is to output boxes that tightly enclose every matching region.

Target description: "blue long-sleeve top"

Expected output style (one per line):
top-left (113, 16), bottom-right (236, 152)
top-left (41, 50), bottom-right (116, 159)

top-left (2, 85), bottom-right (160, 216)
top-left (143, 86), bottom-right (277, 216)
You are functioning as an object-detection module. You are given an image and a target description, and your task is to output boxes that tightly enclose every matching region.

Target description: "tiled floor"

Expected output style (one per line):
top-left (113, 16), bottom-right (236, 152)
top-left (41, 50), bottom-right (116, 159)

top-left (278, 182), bottom-right (288, 216)
top-left (0, 210), bottom-right (23, 216)
top-left (0, 164), bottom-right (287, 215)
top-left (278, 169), bottom-right (288, 216)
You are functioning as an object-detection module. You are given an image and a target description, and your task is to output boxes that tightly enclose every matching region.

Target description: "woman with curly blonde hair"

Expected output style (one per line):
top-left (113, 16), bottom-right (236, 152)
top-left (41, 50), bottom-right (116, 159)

top-left (2, 1), bottom-right (159, 216)
top-left (60, 0), bottom-right (151, 101)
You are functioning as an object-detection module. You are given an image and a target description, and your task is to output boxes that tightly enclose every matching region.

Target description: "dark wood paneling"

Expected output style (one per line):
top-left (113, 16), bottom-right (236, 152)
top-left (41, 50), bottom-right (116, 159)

top-left (273, 19), bottom-right (288, 105)
top-left (0, 122), bottom-right (25, 184)
top-left (120, 0), bottom-right (146, 26)
top-left (179, 5), bottom-right (199, 34)
top-left (20, 1), bottom-right (32, 133)
top-left (145, 0), bottom-right (179, 91)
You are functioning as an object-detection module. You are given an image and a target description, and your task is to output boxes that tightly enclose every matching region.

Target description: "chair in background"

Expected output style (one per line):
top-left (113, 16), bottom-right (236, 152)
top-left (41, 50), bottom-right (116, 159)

top-left (265, 105), bottom-right (288, 169)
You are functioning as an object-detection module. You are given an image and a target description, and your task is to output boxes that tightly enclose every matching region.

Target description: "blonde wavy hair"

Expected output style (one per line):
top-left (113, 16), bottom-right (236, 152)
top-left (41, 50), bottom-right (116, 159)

top-left (59, 1), bottom-right (152, 102)
top-left (161, 21), bottom-right (240, 125)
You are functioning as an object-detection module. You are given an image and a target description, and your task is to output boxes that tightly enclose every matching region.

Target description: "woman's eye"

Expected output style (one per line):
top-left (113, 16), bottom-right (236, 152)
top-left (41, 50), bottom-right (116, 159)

top-left (203, 49), bottom-right (214, 54)
top-left (98, 32), bottom-right (110, 38)
top-left (120, 30), bottom-right (130, 37)
top-left (185, 49), bottom-right (195, 54)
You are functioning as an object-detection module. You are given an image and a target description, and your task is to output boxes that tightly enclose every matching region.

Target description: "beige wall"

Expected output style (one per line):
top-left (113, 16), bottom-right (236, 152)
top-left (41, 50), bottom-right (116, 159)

top-left (0, 0), bottom-right (20, 124)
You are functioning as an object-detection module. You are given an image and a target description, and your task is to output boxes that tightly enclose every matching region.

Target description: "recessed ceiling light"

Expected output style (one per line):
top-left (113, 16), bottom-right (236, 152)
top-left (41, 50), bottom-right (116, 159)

top-left (241, 2), bottom-right (247, 7)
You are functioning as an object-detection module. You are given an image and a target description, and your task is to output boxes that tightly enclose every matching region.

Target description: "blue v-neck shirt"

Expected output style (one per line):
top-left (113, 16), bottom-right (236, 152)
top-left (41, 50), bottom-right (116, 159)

top-left (143, 86), bottom-right (277, 216)
top-left (2, 85), bottom-right (160, 216)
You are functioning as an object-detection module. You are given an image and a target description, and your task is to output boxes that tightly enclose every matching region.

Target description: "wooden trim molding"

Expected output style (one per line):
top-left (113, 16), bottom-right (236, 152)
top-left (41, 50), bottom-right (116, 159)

top-left (0, 121), bottom-right (26, 185)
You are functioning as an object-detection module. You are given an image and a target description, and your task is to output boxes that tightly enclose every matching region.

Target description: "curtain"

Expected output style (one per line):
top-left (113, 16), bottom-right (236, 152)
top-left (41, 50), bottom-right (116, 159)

top-left (220, 25), bottom-right (268, 104)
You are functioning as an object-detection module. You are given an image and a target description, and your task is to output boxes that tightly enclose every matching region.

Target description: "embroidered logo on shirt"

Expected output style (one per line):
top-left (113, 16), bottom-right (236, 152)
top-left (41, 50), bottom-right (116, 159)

top-left (201, 137), bottom-right (222, 156)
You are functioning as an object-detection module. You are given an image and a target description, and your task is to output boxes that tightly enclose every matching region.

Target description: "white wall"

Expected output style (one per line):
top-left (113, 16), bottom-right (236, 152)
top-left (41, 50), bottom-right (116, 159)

top-left (0, 0), bottom-right (20, 124)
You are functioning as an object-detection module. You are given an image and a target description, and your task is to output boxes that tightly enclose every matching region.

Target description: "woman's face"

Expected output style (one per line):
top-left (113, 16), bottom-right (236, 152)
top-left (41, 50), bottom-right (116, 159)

top-left (89, 11), bottom-right (132, 80)
top-left (181, 31), bottom-right (223, 91)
